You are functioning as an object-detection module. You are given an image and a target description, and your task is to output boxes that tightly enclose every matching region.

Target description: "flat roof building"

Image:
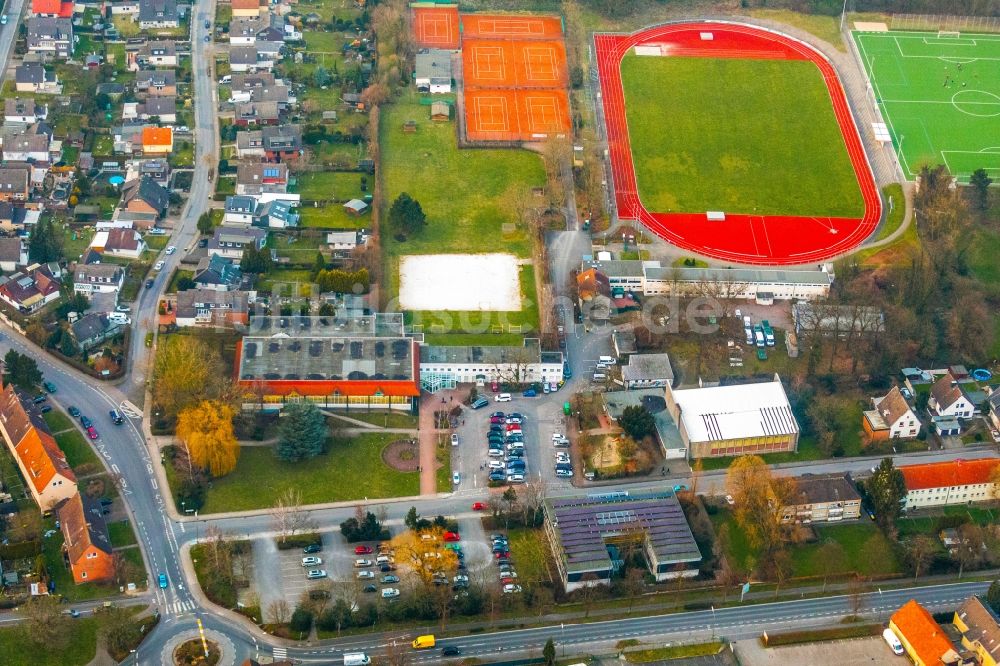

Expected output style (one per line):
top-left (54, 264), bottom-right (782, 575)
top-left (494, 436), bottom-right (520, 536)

top-left (664, 374), bottom-right (799, 459)
top-left (419, 338), bottom-right (563, 391)
top-left (544, 491), bottom-right (701, 592)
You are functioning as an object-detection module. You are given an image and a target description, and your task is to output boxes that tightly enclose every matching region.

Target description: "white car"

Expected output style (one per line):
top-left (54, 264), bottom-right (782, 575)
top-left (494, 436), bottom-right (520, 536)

top-left (551, 433), bottom-right (565, 441)
top-left (450, 433), bottom-right (459, 446)
top-left (488, 460), bottom-right (504, 470)
top-left (381, 587), bottom-right (400, 599)
top-left (503, 584), bottom-right (522, 594)
top-left (357, 570), bottom-right (375, 579)
top-left (452, 472), bottom-right (461, 485)
top-left (498, 571), bottom-right (518, 579)
top-left (306, 569), bottom-right (327, 580)
top-left (301, 556), bottom-right (322, 567)
top-left (165, 245), bottom-right (176, 255)
top-left (354, 559), bottom-right (373, 567)
top-left (453, 574), bottom-right (469, 584)
top-left (115, 305), bottom-right (131, 313)
top-left (507, 473), bottom-right (525, 483)
top-left (725, 494), bottom-right (735, 505)
top-left (154, 261), bottom-right (164, 271)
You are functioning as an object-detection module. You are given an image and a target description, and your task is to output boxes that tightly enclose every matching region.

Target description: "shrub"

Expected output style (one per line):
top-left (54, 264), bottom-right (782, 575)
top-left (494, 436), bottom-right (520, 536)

top-left (290, 607), bottom-right (313, 633)
top-left (275, 533), bottom-right (322, 550)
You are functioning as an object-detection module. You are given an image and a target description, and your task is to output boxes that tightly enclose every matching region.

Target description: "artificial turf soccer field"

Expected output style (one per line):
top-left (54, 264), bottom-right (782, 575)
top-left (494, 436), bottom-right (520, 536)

top-left (620, 55), bottom-right (865, 218)
top-left (852, 30), bottom-right (1000, 182)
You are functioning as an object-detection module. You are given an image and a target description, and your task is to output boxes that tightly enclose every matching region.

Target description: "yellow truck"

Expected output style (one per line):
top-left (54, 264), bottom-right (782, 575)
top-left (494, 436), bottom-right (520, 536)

top-left (411, 635), bottom-right (435, 649)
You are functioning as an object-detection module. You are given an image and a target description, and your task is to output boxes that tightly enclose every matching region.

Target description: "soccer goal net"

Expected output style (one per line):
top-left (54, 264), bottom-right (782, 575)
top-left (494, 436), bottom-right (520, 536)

top-left (937, 30), bottom-right (961, 38)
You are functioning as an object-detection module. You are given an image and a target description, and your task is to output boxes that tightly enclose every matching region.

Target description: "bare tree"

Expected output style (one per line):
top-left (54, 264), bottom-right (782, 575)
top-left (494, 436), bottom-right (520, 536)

top-left (847, 575), bottom-right (865, 617)
top-left (272, 488), bottom-right (315, 543)
top-left (267, 599), bottom-right (290, 625)
top-left (20, 596), bottom-right (70, 649)
top-left (624, 566), bottom-right (645, 611)
top-left (905, 535), bottom-right (937, 580)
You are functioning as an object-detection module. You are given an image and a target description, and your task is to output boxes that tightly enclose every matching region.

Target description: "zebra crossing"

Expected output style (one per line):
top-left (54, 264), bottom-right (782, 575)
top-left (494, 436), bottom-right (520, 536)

top-left (273, 647), bottom-right (288, 659)
top-left (168, 599), bottom-right (197, 615)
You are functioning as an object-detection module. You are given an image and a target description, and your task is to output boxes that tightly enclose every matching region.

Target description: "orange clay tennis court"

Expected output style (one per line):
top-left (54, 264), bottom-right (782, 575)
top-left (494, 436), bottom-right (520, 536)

top-left (412, 5), bottom-right (460, 50)
top-left (465, 89), bottom-right (570, 142)
top-left (460, 13), bottom-right (563, 40)
top-left (462, 40), bottom-right (568, 88)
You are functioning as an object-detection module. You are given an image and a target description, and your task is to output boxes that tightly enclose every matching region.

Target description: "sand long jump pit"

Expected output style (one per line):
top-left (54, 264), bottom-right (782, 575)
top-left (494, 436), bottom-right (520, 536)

top-left (399, 254), bottom-right (522, 311)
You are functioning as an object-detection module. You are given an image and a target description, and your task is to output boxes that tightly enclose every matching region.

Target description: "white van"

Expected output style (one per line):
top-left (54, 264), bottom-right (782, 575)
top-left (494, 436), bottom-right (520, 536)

top-left (882, 628), bottom-right (904, 655)
top-left (495, 393), bottom-right (511, 402)
top-left (344, 653), bottom-right (371, 666)
top-left (592, 373), bottom-right (607, 381)
top-left (598, 355), bottom-right (615, 365)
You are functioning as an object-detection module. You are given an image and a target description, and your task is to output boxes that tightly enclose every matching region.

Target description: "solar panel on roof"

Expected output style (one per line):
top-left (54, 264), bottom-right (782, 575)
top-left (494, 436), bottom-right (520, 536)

top-left (268, 342), bottom-right (280, 353)
top-left (350, 341), bottom-right (363, 359)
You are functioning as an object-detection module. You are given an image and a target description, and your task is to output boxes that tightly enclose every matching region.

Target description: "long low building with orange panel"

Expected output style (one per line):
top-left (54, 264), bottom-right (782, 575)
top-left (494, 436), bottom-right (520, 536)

top-left (235, 315), bottom-right (420, 412)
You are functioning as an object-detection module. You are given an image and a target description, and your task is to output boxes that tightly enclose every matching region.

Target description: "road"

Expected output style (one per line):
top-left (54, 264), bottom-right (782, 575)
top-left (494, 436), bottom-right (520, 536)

top-left (0, 0), bottom-right (24, 80)
top-left (123, 0), bottom-right (220, 404)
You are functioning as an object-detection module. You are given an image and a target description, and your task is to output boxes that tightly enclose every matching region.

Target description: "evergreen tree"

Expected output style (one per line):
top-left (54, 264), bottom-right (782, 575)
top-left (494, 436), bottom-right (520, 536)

top-left (387, 192), bottom-right (426, 235)
top-left (197, 212), bottom-right (214, 235)
top-left (969, 168), bottom-right (993, 212)
top-left (866, 457), bottom-right (907, 534)
top-left (3, 350), bottom-right (42, 389)
top-left (543, 638), bottom-right (556, 666)
top-left (275, 401), bottom-right (327, 462)
top-left (28, 217), bottom-right (63, 264)
top-left (619, 405), bottom-right (655, 441)
top-left (240, 245), bottom-right (273, 274)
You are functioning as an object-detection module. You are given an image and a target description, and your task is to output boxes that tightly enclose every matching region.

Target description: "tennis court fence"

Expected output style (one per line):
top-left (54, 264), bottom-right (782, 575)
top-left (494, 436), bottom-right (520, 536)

top-left (889, 14), bottom-right (1000, 34)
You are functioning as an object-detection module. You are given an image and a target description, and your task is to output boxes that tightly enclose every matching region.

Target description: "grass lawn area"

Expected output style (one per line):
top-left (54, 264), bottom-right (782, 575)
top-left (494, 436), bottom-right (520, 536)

top-left (299, 204), bottom-right (368, 229)
top-left (872, 183), bottom-right (905, 242)
top-left (92, 134), bottom-right (114, 156)
top-left (57, 222), bottom-right (96, 263)
top-left (506, 528), bottom-right (553, 584)
top-left (43, 409), bottom-right (77, 434)
top-left (304, 29), bottom-right (344, 53)
top-left (789, 523), bottom-right (901, 577)
top-left (296, 171), bottom-right (368, 201)
top-left (436, 440), bottom-right (451, 493)
top-left (167, 269), bottom-right (194, 294)
top-left (0, 617), bottom-right (102, 666)
top-left (381, 91), bottom-right (543, 262)
top-left (406, 265), bottom-right (540, 336)
top-left (620, 55), bottom-right (863, 217)
top-left (170, 141), bottom-right (195, 168)
top-left (748, 9), bottom-right (847, 50)
top-left (195, 433), bottom-right (419, 513)
top-left (54, 430), bottom-right (101, 472)
top-left (144, 234), bottom-right (169, 251)
top-left (257, 267), bottom-right (316, 296)
top-left (108, 520), bottom-right (138, 547)
top-left (968, 227), bottom-right (1000, 285)
top-left (626, 642), bottom-right (723, 663)
top-left (338, 411), bottom-right (418, 429)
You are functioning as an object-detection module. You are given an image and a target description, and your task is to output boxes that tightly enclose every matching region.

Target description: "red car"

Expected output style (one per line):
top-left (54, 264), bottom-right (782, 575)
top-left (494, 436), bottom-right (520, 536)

top-left (471, 502), bottom-right (487, 511)
top-left (505, 424), bottom-right (521, 432)
top-left (490, 416), bottom-right (503, 424)
top-left (442, 531), bottom-right (461, 542)
top-left (494, 551), bottom-right (510, 559)
top-left (354, 545), bottom-right (373, 555)
top-left (86, 426), bottom-right (99, 440)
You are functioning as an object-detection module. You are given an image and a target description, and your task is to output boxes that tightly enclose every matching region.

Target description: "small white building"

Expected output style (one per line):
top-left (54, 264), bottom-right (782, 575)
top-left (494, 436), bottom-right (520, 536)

top-left (419, 339), bottom-right (563, 388)
top-left (901, 459), bottom-right (1000, 509)
top-left (621, 353), bottom-right (674, 389)
top-left (415, 50), bottom-right (453, 94)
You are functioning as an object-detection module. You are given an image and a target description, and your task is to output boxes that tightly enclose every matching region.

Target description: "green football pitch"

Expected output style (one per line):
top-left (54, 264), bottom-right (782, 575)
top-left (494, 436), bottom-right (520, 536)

top-left (852, 30), bottom-right (1000, 182)
top-left (619, 55), bottom-right (864, 217)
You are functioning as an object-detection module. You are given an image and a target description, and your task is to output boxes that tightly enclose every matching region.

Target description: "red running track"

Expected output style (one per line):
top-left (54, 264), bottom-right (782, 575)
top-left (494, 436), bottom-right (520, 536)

top-left (594, 22), bottom-right (881, 265)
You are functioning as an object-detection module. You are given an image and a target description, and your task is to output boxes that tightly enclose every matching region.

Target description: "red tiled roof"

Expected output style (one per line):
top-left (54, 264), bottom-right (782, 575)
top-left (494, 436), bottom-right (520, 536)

top-left (142, 126), bottom-right (173, 147)
top-left (891, 599), bottom-right (955, 665)
top-left (899, 458), bottom-right (1000, 491)
top-left (232, 0), bottom-right (260, 8)
top-left (32, 0), bottom-right (72, 17)
top-left (0, 384), bottom-right (75, 495)
top-left (106, 228), bottom-right (141, 252)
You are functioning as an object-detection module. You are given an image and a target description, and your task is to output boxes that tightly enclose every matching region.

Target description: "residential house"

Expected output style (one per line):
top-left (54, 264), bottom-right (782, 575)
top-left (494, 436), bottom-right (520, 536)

top-left (254, 37), bottom-right (283, 65)
top-left (14, 63), bottom-right (61, 94)
top-left (193, 254), bottom-right (244, 291)
top-left (0, 168), bottom-right (30, 202)
top-left (231, 0), bottom-right (263, 16)
top-left (952, 596), bottom-right (1000, 666)
top-left (5, 98), bottom-right (44, 124)
top-left (31, 0), bottom-right (74, 18)
top-left (108, 1), bottom-right (140, 17)
top-left (138, 159), bottom-right (170, 185)
top-left (234, 100), bottom-right (280, 126)
top-left (0, 264), bottom-right (61, 313)
top-left (73, 263), bottom-right (125, 296)
top-left (621, 353), bottom-right (674, 389)
top-left (139, 98), bottom-right (177, 124)
top-left (236, 162), bottom-right (287, 196)
top-left (780, 473), bottom-right (862, 524)
top-left (138, 40), bottom-right (177, 66)
top-left (138, 0), bottom-right (179, 29)
top-left (889, 600), bottom-right (960, 666)
top-left (92, 228), bottom-right (147, 259)
top-left (3, 132), bottom-right (52, 163)
top-left (25, 17), bottom-right (73, 58)
top-left (900, 458), bottom-right (1000, 509)
top-left (0, 237), bottom-right (27, 272)
top-left (113, 123), bottom-right (147, 154)
top-left (224, 195), bottom-right (257, 226)
top-left (116, 176), bottom-right (169, 228)
top-left (230, 46), bottom-right (269, 72)
top-left (135, 70), bottom-right (176, 97)
top-left (231, 71), bottom-right (276, 91)
top-left (929, 373), bottom-right (975, 420)
top-left (175, 289), bottom-right (250, 328)
top-left (863, 386), bottom-right (921, 441)
top-left (254, 199), bottom-right (297, 228)
top-left (57, 493), bottom-right (114, 584)
top-left (230, 16), bottom-right (264, 45)
top-left (260, 125), bottom-right (301, 161)
top-left (208, 227), bottom-right (266, 260)
top-left (663, 374), bottom-right (799, 460)
top-left (0, 202), bottom-right (29, 232)
top-left (71, 313), bottom-right (126, 350)
top-left (0, 384), bottom-right (76, 511)
top-left (141, 126), bottom-right (173, 155)
top-left (96, 82), bottom-right (126, 100)
top-left (236, 130), bottom-right (264, 158)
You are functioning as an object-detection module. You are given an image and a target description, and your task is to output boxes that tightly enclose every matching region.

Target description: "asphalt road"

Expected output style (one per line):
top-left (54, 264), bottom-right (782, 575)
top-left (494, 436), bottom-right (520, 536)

top-left (0, 0), bottom-right (24, 79)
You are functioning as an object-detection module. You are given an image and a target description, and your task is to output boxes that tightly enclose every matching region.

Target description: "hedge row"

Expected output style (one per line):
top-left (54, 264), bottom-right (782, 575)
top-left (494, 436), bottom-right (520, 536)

top-left (0, 539), bottom-right (42, 560)
top-left (761, 623), bottom-right (882, 647)
top-left (275, 533), bottom-right (322, 550)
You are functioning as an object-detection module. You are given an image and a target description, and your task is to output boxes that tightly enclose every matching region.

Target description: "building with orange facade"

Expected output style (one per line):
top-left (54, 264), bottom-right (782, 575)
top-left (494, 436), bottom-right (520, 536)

top-left (57, 493), bottom-right (114, 584)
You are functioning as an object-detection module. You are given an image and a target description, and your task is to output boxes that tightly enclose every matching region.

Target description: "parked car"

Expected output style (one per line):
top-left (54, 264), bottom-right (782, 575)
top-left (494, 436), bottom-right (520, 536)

top-left (67, 406), bottom-right (81, 417)
top-left (356, 570), bottom-right (375, 579)
top-left (450, 433), bottom-right (459, 446)
top-left (109, 410), bottom-right (124, 425)
top-left (80, 415), bottom-right (92, 428)
top-left (354, 545), bottom-right (373, 555)
top-left (165, 245), bottom-right (176, 255)
top-left (154, 261), bottom-right (164, 271)
top-left (503, 584), bottom-right (523, 594)
top-left (442, 531), bottom-right (460, 542)
top-left (452, 472), bottom-right (461, 485)
top-left (145, 279), bottom-right (154, 289)
top-left (307, 569), bottom-right (328, 580)
top-left (32, 395), bottom-right (46, 404)
top-left (354, 559), bottom-right (373, 567)
top-left (442, 646), bottom-right (461, 656)
top-left (303, 544), bottom-right (322, 554)
top-left (363, 584), bottom-right (377, 593)
top-left (381, 587), bottom-right (400, 599)
top-left (86, 426), bottom-right (99, 440)
top-left (381, 575), bottom-right (399, 584)
top-left (472, 502), bottom-right (487, 511)
top-left (302, 556), bottom-right (322, 567)
top-left (470, 396), bottom-right (489, 409)
top-left (43, 381), bottom-right (57, 393)
top-left (555, 469), bottom-right (573, 478)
